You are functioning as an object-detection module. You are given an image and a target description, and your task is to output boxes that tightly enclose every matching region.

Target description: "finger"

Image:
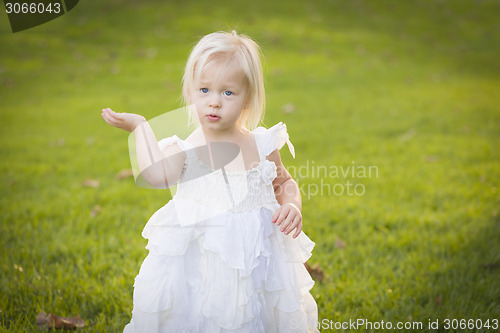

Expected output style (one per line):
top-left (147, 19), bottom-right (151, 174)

top-left (272, 207), bottom-right (282, 223)
top-left (101, 108), bottom-right (112, 117)
top-left (275, 207), bottom-right (289, 227)
top-left (292, 222), bottom-right (303, 238)
top-left (274, 207), bottom-right (286, 225)
top-left (283, 214), bottom-right (297, 234)
top-left (101, 111), bottom-right (119, 126)
top-left (102, 113), bottom-right (123, 129)
top-left (285, 214), bottom-right (301, 235)
top-left (101, 109), bottom-right (114, 121)
top-left (102, 108), bottom-right (118, 119)
top-left (280, 213), bottom-right (295, 232)
top-left (107, 110), bottom-right (122, 121)
top-left (101, 111), bottom-right (114, 124)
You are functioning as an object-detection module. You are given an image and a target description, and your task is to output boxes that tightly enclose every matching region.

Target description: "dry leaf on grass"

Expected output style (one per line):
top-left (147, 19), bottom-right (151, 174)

top-left (282, 103), bottom-right (295, 114)
top-left (49, 138), bottom-right (66, 147)
top-left (36, 311), bottom-right (85, 330)
top-left (81, 179), bottom-right (99, 188)
top-left (116, 169), bottom-right (134, 180)
top-left (399, 128), bottom-right (416, 142)
top-left (434, 294), bottom-right (443, 307)
top-left (305, 262), bottom-right (325, 283)
top-left (482, 262), bottom-right (500, 270)
top-left (423, 155), bottom-right (439, 163)
top-left (334, 236), bottom-right (346, 249)
top-left (90, 205), bottom-right (102, 218)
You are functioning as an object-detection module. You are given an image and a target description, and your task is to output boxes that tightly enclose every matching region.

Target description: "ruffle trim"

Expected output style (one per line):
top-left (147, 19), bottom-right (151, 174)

top-left (133, 205), bottom-right (317, 332)
top-left (254, 122), bottom-right (295, 159)
top-left (157, 135), bottom-right (186, 151)
top-left (141, 201), bottom-right (312, 259)
top-left (157, 122), bottom-right (296, 160)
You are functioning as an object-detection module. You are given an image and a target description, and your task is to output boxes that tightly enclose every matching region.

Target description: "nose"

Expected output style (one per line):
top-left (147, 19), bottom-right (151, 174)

top-left (209, 94), bottom-right (221, 109)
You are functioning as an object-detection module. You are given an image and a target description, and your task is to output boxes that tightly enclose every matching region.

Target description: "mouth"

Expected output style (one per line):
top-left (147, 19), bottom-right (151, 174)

top-left (206, 114), bottom-right (220, 121)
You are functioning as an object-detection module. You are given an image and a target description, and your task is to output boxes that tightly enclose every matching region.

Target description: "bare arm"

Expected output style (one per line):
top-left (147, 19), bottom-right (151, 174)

top-left (101, 108), bottom-right (185, 188)
top-left (267, 149), bottom-right (303, 238)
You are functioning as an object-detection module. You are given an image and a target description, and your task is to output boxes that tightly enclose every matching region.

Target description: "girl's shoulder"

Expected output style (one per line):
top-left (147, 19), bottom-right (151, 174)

top-left (157, 134), bottom-right (186, 151)
top-left (158, 128), bottom-right (201, 151)
top-left (157, 122), bottom-right (296, 159)
top-left (253, 122), bottom-right (295, 159)
top-left (184, 127), bottom-right (204, 149)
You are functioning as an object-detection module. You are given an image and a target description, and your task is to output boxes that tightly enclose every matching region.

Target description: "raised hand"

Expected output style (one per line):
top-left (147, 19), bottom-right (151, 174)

top-left (101, 108), bottom-right (146, 132)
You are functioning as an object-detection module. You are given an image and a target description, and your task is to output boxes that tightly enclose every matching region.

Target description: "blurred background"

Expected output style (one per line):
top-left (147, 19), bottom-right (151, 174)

top-left (1, 0), bottom-right (499, 331)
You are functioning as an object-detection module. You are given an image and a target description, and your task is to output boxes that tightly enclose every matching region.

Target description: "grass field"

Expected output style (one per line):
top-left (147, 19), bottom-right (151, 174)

top-left (1, 0), bottom-right (499, 331)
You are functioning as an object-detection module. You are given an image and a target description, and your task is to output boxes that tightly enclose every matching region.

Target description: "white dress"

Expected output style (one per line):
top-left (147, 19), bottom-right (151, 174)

top-left (123, 122), bottom-right (319, 333)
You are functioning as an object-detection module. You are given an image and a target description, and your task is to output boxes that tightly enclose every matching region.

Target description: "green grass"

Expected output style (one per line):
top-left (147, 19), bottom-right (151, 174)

top-left (1, 0), bottom-right (499, 331)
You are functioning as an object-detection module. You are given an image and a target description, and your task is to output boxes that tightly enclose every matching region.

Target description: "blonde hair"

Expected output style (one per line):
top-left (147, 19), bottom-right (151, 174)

top-left (182, 31), bottom-right (265, 130)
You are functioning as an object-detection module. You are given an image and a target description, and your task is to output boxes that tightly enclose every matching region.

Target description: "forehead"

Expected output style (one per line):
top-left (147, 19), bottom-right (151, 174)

top-left (198, 58), bottom-right (247, 87)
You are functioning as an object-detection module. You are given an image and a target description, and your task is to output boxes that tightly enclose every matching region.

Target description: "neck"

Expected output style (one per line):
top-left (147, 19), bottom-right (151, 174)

top-left (200, 122), bottom-right (247, 142)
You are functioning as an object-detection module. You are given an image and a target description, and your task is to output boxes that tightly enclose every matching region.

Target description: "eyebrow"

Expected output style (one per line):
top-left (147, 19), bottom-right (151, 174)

top-left (199, 81), bottom-right (240, 90)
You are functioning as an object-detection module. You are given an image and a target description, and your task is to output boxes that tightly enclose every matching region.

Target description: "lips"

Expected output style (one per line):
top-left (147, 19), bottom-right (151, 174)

top-left (207, 114), bottom-right (220, 121)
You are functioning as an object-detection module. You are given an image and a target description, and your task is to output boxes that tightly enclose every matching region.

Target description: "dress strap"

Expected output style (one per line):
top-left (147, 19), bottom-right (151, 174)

top-left (253, 122), bottom-right (295, 161)
top-left (158, 135), bottom-right (188, 152)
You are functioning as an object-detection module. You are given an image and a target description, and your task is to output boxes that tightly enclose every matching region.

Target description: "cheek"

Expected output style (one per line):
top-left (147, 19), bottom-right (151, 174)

top-left (240, 98), bottom-right (249, 110)
top-left (191, 94), bottom-right (204, 106)
top-left (227, 98), bottom-right (243, 110)
top-left (186, 89), bottom-right (196, 102)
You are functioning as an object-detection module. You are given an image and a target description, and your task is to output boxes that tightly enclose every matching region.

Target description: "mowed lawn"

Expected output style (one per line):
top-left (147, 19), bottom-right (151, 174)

top-left (1, 0), bottom-right (499, 331)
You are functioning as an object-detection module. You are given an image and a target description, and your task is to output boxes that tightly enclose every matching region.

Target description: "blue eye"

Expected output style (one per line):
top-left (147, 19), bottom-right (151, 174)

top-left (201, 88), bottom-right (209, 93)
top-left (224, 91), bottom-right (233, 96)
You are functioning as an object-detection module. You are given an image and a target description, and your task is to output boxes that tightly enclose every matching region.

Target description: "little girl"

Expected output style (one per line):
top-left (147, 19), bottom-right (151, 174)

top-left (102, 31), bottom-right (319, 333)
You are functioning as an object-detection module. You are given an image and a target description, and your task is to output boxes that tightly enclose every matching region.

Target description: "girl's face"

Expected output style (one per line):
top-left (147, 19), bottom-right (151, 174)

top-left (190, 61), bottom-right (249, 134)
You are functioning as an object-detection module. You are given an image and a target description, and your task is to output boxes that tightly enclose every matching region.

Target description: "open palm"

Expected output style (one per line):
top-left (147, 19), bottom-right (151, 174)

top-left (101, 108), bottom-right (146, 132)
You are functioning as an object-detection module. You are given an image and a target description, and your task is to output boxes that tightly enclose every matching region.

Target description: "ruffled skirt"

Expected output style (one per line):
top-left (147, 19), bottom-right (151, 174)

top-left (123, 200), bottom-right (319, 333)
